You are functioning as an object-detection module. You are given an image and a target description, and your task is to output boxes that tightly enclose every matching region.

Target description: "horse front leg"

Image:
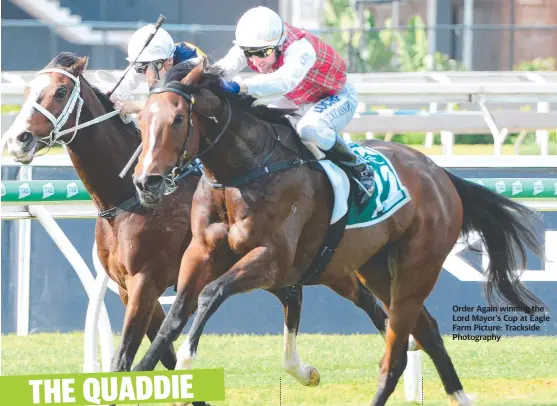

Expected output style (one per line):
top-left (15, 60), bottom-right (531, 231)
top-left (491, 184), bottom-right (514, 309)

top-left (132, 239), bottom-right (221, 372)
top-left (111, 273), bottom-right (163, 372)
top-left (177, 246), bottom-right (283, 371)
top-left (146, 300), bottom-right (178, 370)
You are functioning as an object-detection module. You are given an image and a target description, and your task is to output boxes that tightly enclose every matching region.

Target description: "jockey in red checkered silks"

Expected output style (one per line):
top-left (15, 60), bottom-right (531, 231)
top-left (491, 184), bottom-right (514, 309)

top-left (214, 6), bottom-right (375, 207)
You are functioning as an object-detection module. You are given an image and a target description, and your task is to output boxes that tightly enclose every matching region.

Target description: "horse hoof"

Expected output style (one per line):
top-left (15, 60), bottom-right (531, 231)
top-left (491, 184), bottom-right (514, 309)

top-left (306, 366), bottom-right (320, 387)
top-left (448, 390), bottom-right (475, 405)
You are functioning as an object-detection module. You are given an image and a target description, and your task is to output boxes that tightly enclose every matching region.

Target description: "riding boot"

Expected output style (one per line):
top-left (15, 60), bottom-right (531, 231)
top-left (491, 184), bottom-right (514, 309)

top-left (325, 134), bottom-right (375, 208)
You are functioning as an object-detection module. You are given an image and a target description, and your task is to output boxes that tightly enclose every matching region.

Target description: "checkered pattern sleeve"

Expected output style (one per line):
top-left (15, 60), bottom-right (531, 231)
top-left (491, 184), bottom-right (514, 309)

top-left (240, 38), bottom-right (317, 99)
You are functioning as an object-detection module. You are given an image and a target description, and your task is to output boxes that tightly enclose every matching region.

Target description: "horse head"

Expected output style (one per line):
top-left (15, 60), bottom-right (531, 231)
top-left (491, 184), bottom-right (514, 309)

top-left (132, 56), bottom-right (299, 207)
top-left (133, 57), bottom-right (224, 206)
top-left (5, 53), bottom-right (96, 163)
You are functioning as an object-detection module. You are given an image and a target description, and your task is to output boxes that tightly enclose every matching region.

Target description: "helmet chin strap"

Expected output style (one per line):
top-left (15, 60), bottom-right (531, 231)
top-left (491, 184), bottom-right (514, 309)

top-left (277, 16), bottom-right (284, 46)
top-left (146, 61), bottom-right (162, 91)
top-left (148, 61), bottom-right (161, 79)
top-left (271, 18), bottom-right (285, 65)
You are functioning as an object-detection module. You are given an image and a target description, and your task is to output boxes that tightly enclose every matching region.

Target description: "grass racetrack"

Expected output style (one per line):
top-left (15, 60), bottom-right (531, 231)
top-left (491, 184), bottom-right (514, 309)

top-left (2, 333), bottom-right (556, 405)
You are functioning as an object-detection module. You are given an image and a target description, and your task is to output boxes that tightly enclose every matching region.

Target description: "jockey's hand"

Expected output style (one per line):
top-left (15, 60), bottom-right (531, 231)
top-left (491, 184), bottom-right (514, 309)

top-left (113, 98), bottom-right (144, 115)
top-left (222, 81), bottom-right (240, 94)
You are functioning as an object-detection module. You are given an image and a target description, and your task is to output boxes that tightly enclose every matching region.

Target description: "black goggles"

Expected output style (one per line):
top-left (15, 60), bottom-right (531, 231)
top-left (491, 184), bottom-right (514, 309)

top-left (242, 46), bottom-right (276, 59)
top-left (133, 59), bottom-right (165, 74)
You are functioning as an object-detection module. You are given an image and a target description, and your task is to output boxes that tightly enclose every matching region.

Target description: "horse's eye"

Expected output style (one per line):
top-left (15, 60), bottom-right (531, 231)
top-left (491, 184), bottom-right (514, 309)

top-left (55, 87), bottom-right (67, 98)
top-left (173, 114), bottom-right (185, 127)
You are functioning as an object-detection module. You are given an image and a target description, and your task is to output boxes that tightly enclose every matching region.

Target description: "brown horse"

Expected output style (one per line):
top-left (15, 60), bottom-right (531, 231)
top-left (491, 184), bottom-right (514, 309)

top-left (131, 59), bottom-right (545, 406)
top-left (4, 52), bottom-right (392, 391)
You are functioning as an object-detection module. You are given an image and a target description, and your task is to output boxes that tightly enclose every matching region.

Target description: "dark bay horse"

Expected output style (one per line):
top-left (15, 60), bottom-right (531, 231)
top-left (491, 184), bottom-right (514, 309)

top-left (4, 52), bottom-right (392, 389)
top-left (131, 59), bottom-right (545, 406)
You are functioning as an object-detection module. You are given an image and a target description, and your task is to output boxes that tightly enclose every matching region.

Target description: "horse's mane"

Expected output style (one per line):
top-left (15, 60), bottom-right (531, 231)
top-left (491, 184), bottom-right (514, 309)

top-left (162, 61), bottom-right (295, 127)
top-left (47, 52), bottom-right (127, 118)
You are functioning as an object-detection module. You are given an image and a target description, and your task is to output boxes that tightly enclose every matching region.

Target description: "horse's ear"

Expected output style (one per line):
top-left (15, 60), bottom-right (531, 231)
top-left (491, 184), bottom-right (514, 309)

top-left (69, 55), bottom-right (89, 77)
top-left (181, 57), bottom-right (207, 86)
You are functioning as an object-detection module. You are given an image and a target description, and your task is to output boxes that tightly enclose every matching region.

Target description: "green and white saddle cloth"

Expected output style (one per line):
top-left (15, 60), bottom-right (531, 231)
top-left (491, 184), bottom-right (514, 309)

top-left (317, 143), bottom-right (412, 229)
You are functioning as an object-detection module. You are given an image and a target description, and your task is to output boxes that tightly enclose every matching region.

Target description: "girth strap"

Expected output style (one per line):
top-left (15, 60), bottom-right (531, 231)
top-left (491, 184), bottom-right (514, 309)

top-left (295, 207), bottom-right (350, 287)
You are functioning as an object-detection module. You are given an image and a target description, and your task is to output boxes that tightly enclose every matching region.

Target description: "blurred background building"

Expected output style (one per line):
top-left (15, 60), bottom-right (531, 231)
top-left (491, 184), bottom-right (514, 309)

top-left (3, 0), bottom-right (557, 72)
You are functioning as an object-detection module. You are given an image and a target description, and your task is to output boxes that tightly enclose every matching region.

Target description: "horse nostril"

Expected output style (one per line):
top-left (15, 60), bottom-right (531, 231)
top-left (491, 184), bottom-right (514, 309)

top-left (16, 131), bottom-right (33, 144)
top-left (144, 175), bottom-right (164, 191)
top-left (135, 175), bottom-right (164, 193)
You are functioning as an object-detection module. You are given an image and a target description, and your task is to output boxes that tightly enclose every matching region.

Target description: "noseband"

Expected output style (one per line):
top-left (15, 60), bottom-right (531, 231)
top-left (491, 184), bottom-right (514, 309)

top-left (31, 68), bottom-right (83, 145)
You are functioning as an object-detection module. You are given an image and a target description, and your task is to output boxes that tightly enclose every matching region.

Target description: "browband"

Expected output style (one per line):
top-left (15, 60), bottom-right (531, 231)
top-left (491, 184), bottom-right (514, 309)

top-left (149, 86), bottom-right (193, 103)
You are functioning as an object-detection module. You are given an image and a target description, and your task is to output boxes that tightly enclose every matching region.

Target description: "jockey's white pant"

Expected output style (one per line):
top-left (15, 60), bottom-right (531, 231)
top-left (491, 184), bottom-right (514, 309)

top-left (284, 80), bottom-right (358, 151)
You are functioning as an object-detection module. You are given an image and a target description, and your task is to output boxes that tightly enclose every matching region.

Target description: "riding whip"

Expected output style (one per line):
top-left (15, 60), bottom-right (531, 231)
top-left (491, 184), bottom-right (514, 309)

top-left (107, 14), bottom-right (167, 98)
top-left (119, 143), bottom-right (144, 179)
top-left (116, 14), bottom-right (166, 179)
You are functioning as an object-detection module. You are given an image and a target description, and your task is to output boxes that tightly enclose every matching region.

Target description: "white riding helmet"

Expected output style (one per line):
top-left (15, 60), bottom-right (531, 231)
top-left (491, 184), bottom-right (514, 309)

top-left (233, 7), bottom-right (286, 48)
top-left (126, 25), bottom-right (176, 62)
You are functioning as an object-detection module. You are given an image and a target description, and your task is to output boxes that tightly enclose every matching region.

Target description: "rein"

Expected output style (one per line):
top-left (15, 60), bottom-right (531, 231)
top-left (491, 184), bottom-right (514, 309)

top-left (148, 82), bottom-right (321, 191)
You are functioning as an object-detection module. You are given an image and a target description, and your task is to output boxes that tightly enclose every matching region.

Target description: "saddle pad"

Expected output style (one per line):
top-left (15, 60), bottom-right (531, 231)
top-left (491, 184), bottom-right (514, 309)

top-left (346, 143), bottom-right (412, 229)
top-left (316, 143), bottom-right (411, 229)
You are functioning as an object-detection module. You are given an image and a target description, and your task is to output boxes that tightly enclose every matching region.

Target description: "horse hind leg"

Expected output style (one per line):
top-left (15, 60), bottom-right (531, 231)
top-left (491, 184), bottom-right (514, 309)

top-left (271, 271), bottom-right (394, 388)
top-left (320, 270), bottom-right (422, 359)
top-left (269, 286), bottom-right (320, 387)
top-left (412, 308), bottom-right (474, 405)
top-left (357, 245), bottom-right (446, 405)
top-left (322, 273), bottom-right (389, 336)
top-left (370, 293), bottom-right (421, 406)
top-left (322, 244), bottom-right (421, 336)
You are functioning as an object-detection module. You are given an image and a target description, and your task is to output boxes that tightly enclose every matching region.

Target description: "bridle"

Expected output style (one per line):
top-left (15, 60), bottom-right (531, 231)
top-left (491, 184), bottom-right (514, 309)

top-left (30, 68), bottom-right (122, 147)
top-left (147, 83), bottom-right (232, 194)
top-left (28, 67), bottom-right (145, 219)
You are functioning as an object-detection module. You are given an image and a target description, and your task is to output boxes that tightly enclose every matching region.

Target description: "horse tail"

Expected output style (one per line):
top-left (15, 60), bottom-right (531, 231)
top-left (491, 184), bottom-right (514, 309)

top-left (443, 169), bottom-right (545, 313)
